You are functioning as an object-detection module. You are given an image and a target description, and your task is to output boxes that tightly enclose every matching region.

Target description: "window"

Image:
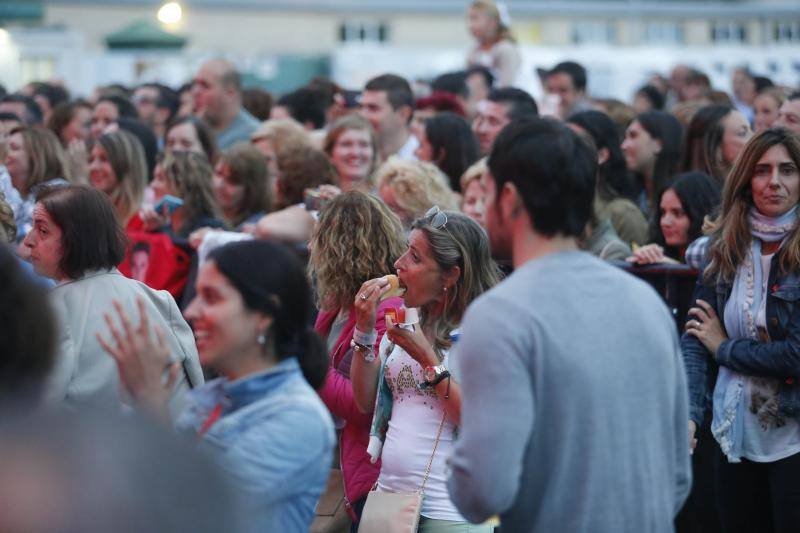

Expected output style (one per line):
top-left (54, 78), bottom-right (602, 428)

top-left (773, 21), bottom-right (800, 43)
top-left (20, 56), bottom-right (53, 83)
top-left (338, 21), bottom-right (389, 43)
top-left (572, 21), bottom-right (614, 44)
top-left (712, 21), bottom-right (747, 43)
top-left (645, 21), bottom-right (683, 44)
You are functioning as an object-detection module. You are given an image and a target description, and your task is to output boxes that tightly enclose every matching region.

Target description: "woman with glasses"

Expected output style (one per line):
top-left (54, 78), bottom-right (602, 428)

top-left (350, 207), bottom-right (500, 532)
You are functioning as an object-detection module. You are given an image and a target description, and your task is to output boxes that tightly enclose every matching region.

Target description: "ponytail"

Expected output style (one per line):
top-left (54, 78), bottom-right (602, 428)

top-left (279, 327), bottom-right (328, 390)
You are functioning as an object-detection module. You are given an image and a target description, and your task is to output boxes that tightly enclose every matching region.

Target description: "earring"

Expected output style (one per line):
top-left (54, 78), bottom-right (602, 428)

top-left (257, 333), bottom-right (266, 345)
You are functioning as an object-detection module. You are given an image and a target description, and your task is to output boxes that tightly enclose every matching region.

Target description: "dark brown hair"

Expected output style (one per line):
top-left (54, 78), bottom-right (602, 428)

top-left (217, 143), bottom-right (271, 226)
top-left (36, 185), bottom-right (127, 280)
top-left (275, 146), bottom-right (338, 209)
top-left (165, 115), bottom-right (218, 164)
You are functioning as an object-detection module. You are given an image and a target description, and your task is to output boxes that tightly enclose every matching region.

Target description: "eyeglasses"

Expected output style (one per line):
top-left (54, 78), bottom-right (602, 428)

top-left (425, 205), bottom-right (447, 229)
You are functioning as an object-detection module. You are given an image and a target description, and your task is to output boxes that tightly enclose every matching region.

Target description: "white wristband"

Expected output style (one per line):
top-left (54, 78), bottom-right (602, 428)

top-left (353, 328), bottom-right (377, 346)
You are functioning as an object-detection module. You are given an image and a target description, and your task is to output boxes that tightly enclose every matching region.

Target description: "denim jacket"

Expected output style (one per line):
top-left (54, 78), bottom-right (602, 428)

top-left (175, 358), bottom-right (335, 533)
top-left (681, 256), bottom-right (800, 427)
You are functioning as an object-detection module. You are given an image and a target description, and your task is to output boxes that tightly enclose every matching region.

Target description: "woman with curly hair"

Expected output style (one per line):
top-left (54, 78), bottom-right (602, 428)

top-left (375, 157), bottom-right (458, 230)
top-left (145, 151), bottom-right (222, 238)
top-left (308, 191), bottom-right (406, 527)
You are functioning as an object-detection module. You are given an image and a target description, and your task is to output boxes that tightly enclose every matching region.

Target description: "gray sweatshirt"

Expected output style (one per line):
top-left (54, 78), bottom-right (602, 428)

top-left (448, 251), bottom-right (691, 532)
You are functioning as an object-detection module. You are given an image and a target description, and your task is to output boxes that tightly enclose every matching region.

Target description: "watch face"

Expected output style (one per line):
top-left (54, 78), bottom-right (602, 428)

top-left (424, 366), bottom-right (437, 382)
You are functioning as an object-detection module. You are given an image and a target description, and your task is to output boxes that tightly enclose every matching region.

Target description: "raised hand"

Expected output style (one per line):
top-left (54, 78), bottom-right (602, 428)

top-left (96, 297), bottom-right (178, 422)
top-left (354, 276), bottom-right (391, 332)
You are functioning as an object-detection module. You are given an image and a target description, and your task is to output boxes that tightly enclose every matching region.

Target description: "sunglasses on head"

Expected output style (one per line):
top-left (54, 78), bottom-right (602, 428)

top-left (425, 205), bottom-right (447, 229)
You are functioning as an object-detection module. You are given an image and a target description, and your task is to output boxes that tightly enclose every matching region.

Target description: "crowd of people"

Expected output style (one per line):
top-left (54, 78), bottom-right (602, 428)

top-left (2, 1), bottom-right (800, 531)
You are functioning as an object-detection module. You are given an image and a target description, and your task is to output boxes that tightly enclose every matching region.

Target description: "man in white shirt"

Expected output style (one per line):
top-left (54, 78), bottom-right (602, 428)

top-left (359, 74), bottom-right (418, 161)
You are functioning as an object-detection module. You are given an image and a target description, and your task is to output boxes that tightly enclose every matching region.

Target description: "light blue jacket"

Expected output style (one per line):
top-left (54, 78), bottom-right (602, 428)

top-left (176, 358), bottom-right (335, 533)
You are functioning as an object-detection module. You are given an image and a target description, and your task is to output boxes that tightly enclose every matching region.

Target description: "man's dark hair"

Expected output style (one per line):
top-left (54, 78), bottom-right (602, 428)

top-left (488, 118), bottom-right (596, 237)
top-left (0, 94), bottom-right (43, 125)
top-left (140, 83), bottom-right (179, 119)
top-left (364, 74), bottom-right (414, 111)
top-left (36, 185), bottom-right (127, 280)
top-left (788, 91), bottom-right (800, 102)
top-left (687, 69), bottom-right (711, 88)
top-left (0, 111), bottom-right (20, 123)
top-left (487, 87), bottom-right (538, 120)
top-left (466, 66), bottom-right (495, 90)
top-left (0, 244), bottom-right (56, 401)
top-left (131, 241), bottom-right (150, 255)
top-left (32, 83), bottom-right (70, 110)
top-left (277, 88), bottom-right (327, 129)
top-left (753, 76), bottom-right (774, 93)
top-left (97, 94), bottom-right (138, 120)
top-left (548, 61), bottom-right (587, 92)
top-left (635, 84), bottom-right (665, 111)
top-left (242, 88), bottom-right (273, 121)
top-left (431, 71), bottom-right (469, 99)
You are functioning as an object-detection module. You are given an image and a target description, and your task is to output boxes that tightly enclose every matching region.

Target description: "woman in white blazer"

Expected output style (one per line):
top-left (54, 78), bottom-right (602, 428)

top-left (22, 184), bottom-right (203, 413)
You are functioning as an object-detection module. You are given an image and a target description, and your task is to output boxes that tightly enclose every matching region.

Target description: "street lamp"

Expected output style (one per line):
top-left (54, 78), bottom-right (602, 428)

top-left (157, 2), bottom-right (183, 25)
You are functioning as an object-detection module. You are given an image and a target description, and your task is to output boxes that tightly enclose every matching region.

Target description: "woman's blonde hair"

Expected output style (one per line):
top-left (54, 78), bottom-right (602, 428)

top-left (323, 115), bottom-right (380, 190)
top-left (0, 192), bottom-right (16, 243)
top-left (309, 191), bottom-right (405, 311)
top-left (375, 157), bottom-right (458, 227)
top-left (459, 157), bottom-right (486, 193)
top-left (470, 0), bottom-right (515, 43)
top-left (96, 130), bottom-right (146, 225)
top-left (705, 127), bottom-right (800, 283)
top-left (412, 210), bottom-right (501, 352)
top-left (159, 151), bottom-right (218, 235)
top-left (9, 126), bottom-right (71, 197)
top-left (250, 118), bottom-right (312, 155)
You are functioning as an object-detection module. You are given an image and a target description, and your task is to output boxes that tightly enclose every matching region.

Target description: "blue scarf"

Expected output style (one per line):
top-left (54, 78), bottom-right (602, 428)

top-left (712, 206), bottom-right (797, 462)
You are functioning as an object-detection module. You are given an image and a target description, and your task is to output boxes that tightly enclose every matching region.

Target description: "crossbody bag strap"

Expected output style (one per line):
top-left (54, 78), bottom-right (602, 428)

top-left (419, 412), bottom-right (448, 493)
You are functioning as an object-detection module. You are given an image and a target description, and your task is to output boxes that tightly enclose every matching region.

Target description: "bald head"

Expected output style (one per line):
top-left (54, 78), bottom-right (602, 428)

top-left (191, 58), bottom-right (242, 127)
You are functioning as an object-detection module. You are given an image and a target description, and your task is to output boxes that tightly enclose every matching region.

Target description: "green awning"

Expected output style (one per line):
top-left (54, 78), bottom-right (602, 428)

top-left (0, 1), bottom-right (43, 23)
top-left (105, 19), bottom-right (187, 50)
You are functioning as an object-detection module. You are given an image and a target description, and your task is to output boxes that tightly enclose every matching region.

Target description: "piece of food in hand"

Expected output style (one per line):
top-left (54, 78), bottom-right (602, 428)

top-left (387, 306), bottom-right (419, 326)
top-left (380, 275), bottom-right (406, 300)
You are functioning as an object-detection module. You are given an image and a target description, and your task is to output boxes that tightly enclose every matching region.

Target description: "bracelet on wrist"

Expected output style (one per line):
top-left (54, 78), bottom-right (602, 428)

top-left (350, 338), bottom-right (376, 362)
top-left (353, 327), bottom-right (377, 346)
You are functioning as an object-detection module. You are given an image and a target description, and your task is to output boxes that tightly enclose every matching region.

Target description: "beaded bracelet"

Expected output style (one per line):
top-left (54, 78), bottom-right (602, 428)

top-left (350, 338), bottom-right (376, 362)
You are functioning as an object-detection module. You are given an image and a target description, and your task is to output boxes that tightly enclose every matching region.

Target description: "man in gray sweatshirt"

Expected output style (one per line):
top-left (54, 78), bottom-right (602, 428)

top-left (447, 118), bottom-right (692, 532)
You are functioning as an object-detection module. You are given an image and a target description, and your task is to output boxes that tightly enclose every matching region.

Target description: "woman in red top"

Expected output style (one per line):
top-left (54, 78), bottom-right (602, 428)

top-left (308, 191), bottom-right (406, 526)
